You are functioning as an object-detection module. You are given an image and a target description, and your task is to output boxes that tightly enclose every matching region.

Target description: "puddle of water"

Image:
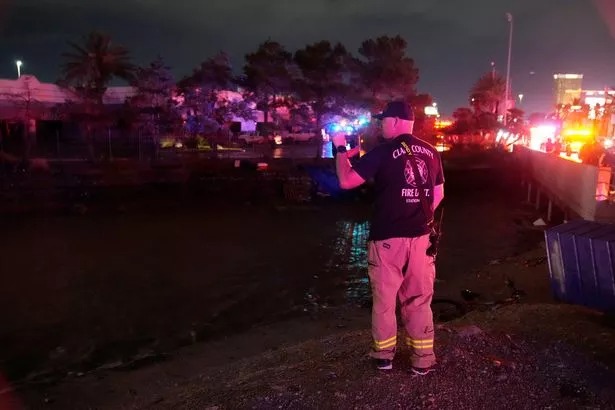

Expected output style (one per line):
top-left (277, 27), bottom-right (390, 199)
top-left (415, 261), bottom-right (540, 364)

top-left (306, 221), bottom-right (371, 309)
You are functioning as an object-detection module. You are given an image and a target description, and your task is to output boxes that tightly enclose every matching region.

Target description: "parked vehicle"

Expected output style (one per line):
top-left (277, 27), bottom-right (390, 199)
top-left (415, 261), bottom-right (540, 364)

top-left (284, 132), bottom-right (315, 144)
top-left (237, 132), bottom-right (281, 146)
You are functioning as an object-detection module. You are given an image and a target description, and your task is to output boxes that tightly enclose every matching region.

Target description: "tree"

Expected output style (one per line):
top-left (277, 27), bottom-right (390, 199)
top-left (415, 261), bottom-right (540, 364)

top-left (504, 108), bottom-right (526, 144)
top-left (410, 93), bottom-right (435, 142)
top-left (130, 57), bottom-right (180, 143)
top-left (59, 31), bottom-right (135, 159)
top-left (475, 111), bottom-right (499, 132)
top-left (242, 40), bottom-right (293, 126)
top-left (60, 31), bottom-right (135, 106)
top-left (179, 52), bottom-right (234, 136)
top-left (507, 108), bottom-right (524, 123)
top-left (470, 72), bottom-right (505, 114)
top-left (179, 52), bottom-right (255, 140)
top-left (0, 76), bottom-right (44, 159)
top-left (294, 41), bottom-right (353, 156)
top-left (288, 103), bottom-right (313, 130)
top-left (357, 35), bottom-right (419, 110)
top-left (451, 107), bottom-right (476, 134)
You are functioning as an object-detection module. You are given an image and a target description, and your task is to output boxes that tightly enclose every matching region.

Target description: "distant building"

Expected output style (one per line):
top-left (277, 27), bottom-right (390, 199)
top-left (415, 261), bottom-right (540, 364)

top-left (0, 76), bottom-right (277, 138)
top-left (0, 75), bottom-right (135, 120)
top-left (582, 89), bottom-right (615, 107)
top-left (0, 76), bottom-right (137, 156)
top-left (424, 103), bottom-right (439, 117)
top-left (553, 73), bottom-right (583, 106)
top-left (581, 89), bottom-right (615, 134)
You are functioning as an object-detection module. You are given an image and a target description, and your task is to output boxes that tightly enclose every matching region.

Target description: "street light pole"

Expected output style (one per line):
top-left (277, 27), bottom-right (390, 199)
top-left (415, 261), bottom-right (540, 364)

top-left (16, 60), bottom-right (23, 78)
top-left (504, 13), bottom-right (513, 127)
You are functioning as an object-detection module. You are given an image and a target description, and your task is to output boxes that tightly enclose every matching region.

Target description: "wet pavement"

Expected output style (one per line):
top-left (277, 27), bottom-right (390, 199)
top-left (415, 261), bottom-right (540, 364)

top-left (0, 159), bottom-right (544, 382)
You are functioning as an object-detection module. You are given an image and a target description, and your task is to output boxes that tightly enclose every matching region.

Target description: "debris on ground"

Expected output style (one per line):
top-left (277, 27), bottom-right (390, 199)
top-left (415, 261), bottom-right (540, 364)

top-left (11, 304), bottom-right (615, 410)
top-left (533, 218), bottom-right (547, 227)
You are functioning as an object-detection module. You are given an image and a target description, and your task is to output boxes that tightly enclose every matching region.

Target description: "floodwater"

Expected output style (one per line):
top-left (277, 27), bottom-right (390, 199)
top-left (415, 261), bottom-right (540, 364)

top-left (191, 142), bottom-right (332, 159)
top-left (0, 161), bottom-right (538, 380)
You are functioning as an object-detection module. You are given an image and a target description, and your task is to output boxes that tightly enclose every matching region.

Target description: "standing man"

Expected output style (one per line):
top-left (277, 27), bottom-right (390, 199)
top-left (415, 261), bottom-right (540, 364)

top-left (332, 101), bottom-right (444, 375)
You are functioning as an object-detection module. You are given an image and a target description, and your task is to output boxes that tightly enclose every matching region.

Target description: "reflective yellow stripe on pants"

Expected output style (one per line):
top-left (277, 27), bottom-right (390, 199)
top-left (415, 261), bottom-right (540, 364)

top-left (373, 335), bottom-right (397, 351)
top-left (405, 337), bottom-right (434, 349)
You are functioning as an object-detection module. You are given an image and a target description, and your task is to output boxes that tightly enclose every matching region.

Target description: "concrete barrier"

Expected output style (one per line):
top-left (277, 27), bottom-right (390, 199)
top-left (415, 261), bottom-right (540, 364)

top-left (514, 146), bottom-right (615, 223)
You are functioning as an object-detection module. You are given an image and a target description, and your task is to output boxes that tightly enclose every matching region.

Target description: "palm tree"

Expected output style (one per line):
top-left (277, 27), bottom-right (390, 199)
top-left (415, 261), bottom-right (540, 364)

top-left (61, 31), bottom-right (135, 105)
top-left (471, 72), bottom-right (505, 115)
top-left (60, 31), bottom-right (135, 159)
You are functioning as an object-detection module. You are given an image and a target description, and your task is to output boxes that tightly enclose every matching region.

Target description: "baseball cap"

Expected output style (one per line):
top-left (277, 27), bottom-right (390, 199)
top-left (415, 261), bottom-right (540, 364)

top-left (372, 101), bottom-right (415, 121)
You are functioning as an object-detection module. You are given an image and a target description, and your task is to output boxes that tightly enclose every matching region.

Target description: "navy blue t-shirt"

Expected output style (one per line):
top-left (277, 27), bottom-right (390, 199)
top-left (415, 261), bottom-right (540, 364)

top-left (352, 134), bottom-right (445, 241)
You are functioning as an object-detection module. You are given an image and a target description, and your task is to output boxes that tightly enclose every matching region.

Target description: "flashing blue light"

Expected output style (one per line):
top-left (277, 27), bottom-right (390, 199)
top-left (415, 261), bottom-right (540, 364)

top-left (327, 117), bottom-right (369, 135)
top-left (330, 123), bottom-right (342, 132)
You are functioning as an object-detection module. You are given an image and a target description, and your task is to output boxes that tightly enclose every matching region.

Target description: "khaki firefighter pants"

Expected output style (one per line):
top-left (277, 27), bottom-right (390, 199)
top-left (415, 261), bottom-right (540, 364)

top-left (367, 234), bottom-right (436, 368)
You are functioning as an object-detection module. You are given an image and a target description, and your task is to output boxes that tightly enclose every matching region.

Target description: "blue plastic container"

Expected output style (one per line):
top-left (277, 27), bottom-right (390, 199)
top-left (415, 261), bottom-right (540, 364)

top-left (545, 220), bottom-right (615, 312)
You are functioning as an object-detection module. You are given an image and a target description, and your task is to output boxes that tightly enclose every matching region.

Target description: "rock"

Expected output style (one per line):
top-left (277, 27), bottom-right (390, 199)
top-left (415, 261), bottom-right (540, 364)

top-left (456, 325), bottom-right (484, 338)
top-left (435, 324), bottom-right (453, 333)
top-left (533, 218), bottom-right (547, 226)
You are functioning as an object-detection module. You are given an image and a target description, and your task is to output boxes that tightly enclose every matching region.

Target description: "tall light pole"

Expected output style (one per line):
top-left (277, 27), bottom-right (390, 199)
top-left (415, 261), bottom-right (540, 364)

top-left (503, 12), bottom-right (513, 127)
top-left (16, 60), bottom-right (23, 78)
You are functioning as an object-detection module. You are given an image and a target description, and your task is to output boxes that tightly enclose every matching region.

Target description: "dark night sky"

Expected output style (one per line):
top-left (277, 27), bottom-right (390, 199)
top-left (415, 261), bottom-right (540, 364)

top-left (1, 0), bottom-right (615, 115)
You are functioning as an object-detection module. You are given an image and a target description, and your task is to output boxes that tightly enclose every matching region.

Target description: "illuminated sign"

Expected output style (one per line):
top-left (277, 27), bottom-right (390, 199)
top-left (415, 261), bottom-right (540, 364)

top-left (424, 106), bottom-right (439, 116)
top-left (553, 73), bottom-right (583, 79)
top-left (435, 120), bottom-right (452, 129)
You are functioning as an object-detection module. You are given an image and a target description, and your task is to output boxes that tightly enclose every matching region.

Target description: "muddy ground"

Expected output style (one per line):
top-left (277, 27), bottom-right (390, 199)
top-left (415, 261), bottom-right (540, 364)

top-left (2, 151), bottom-right (612, 408)
top-left (6, 247), bottom-right (615, 409)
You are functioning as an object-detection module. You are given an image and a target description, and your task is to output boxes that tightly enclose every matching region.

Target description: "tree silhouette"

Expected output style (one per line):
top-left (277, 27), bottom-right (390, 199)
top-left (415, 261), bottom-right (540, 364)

top-left (242, 40), bottom-right (293, 126)
top-left (471, 72), bottom-right (505, 114)
top-left (59, 31), bottom-right (135, 159)
top-left (357, 35), bottom-right (419, 111)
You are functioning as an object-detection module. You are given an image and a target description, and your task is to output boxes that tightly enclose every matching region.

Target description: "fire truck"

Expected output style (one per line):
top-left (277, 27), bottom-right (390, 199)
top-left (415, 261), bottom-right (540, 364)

top-left (559, 108), bottom-right (595, 154)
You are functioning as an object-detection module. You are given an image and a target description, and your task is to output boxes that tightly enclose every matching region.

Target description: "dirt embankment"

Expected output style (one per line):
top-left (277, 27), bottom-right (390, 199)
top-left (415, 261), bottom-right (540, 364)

top-left (11, 304), bottom-right (614, 410)
top-left (7, 247), bottom-right (615, 410)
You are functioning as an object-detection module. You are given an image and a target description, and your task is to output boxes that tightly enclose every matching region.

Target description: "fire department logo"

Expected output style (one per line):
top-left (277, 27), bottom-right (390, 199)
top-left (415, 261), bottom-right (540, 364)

top-left (404, 158), bottom-right (429, 187)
